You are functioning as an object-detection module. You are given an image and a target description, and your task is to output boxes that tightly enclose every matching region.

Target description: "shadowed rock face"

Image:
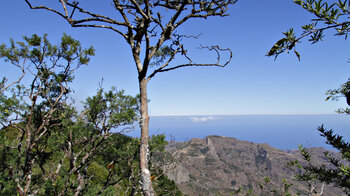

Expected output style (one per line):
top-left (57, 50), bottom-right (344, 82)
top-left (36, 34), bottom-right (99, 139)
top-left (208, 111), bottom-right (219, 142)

top-left (166, 135), bottom-right (344, 196)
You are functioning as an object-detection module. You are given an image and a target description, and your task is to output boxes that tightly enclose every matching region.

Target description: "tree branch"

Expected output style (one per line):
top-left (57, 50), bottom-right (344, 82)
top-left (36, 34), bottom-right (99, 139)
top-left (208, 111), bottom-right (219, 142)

top-left (0, 63), bottom-right (25, 94)
top-left (148, 45), bottom-right (232, 80)
top-left (59, 0), bottom-right (69, 18)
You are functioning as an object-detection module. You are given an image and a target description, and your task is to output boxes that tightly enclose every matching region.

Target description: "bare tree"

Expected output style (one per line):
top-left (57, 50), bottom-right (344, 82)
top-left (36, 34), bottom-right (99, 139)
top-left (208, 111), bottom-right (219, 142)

top-left (23, 0), bottom-right (235, 194)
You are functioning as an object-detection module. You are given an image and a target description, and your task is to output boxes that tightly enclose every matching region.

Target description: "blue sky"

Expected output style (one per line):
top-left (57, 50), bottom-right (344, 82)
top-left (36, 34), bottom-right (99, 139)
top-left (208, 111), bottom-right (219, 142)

top-left (1, 0), bottom-right (350, 116)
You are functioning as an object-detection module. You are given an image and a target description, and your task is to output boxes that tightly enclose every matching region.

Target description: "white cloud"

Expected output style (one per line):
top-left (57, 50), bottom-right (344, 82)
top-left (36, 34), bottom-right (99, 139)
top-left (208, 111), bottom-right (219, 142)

top-left (190, 116), bottom-right (219, 122)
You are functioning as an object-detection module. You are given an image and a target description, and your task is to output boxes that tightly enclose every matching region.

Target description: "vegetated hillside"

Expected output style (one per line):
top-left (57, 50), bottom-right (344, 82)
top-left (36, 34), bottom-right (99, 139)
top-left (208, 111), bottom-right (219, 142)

top-left (166, 135), bottom-right (345, 196)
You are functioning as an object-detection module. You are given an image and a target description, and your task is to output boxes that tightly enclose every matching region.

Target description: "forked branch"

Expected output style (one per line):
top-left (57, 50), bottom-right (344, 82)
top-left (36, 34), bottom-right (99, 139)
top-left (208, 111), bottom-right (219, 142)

top-left (148, 45), bottom-right (232, 80)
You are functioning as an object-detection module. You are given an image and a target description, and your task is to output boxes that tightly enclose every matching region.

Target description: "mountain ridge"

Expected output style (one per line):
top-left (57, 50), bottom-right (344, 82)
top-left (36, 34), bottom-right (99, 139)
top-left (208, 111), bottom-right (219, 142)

top-left (165, 135), bottom-right (345, 195)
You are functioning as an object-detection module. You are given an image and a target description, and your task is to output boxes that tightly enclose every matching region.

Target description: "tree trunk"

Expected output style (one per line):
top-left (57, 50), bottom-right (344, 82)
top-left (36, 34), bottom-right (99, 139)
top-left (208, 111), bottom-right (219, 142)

top-left (138, 77), bottom-right (155, 196)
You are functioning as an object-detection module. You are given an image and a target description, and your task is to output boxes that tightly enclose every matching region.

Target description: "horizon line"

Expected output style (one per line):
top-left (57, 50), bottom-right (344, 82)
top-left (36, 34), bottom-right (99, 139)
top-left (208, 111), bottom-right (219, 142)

top-left (149, 113), bottom-right (337, 117)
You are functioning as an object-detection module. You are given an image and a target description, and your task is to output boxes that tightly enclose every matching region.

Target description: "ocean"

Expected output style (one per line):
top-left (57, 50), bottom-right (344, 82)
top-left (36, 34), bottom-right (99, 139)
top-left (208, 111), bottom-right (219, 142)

top-left (125, 114), bottom-right (350, 150)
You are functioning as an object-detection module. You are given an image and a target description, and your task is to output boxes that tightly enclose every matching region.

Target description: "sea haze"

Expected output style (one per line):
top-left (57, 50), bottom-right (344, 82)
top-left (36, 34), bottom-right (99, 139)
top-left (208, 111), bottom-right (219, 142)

top-left (126, 114), bottom-right (350, 150)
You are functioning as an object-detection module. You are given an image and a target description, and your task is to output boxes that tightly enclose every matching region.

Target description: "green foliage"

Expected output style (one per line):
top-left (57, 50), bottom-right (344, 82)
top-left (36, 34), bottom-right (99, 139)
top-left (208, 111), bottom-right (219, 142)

top-left (0, 34), bottom-right (182, 195)
top-left (84, 87), bottom-right (139, 131)
top-left (0, 91), bottom-right (20, 121)
top-left (263, 177), bottom-right (271, 183)
top-left (268, 28), bottom-right (301, 60)
top-left (287, 78), bottom-right (350, 194)
top-left (87, 161), bottom-right (109, 183)
top-left (0, 33), bottom-right (94, 126)
top-left (268, 2), bottom-right (350, 194)
top-left (268, 0), bottom-right (350, 60)
top-left (325, 78), bottom-right (350, 114)
top-left (258, 176), bottom-right (294, 196)
top-left (154, 175), bottom-right (183, 196)
top-left (288, 126), bottom-right (350, 195)
top-left (149, 134), bottom-right (168, 153)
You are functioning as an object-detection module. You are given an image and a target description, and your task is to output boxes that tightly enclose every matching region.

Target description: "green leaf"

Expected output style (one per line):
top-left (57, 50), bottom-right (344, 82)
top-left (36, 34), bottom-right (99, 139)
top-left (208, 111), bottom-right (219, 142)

top-left (294, 50), bottom-right (301, 61)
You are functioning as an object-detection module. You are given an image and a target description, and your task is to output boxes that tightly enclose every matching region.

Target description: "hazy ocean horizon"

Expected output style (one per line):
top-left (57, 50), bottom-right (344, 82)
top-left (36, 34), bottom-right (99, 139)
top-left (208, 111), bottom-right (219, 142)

top-left (125, 114), bottom-right (350, 150)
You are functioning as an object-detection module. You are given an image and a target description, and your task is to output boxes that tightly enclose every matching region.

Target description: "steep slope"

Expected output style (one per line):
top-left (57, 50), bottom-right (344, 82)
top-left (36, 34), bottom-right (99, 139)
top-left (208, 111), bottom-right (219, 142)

top-left (166, 135), bottom-right (345, 196)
